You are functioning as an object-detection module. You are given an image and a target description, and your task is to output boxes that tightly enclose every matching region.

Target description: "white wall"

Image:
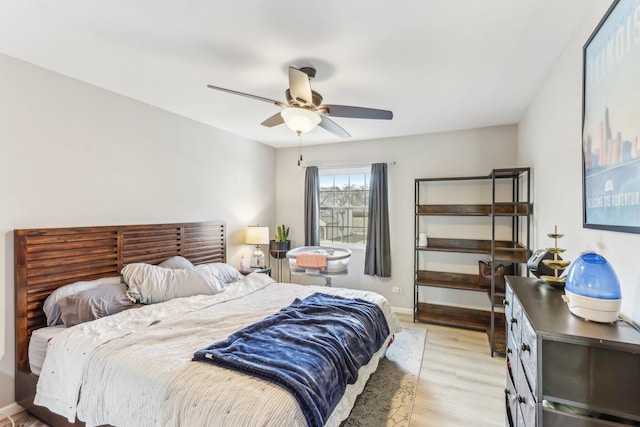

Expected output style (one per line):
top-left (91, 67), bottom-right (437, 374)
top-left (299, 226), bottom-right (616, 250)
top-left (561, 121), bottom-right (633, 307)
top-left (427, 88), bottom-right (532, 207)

top-left (0, 54), bottom-right (276, 409)
top-left (518, 0), bottom-right (640, 324)
top-left (275, 126), bottom-right (518, 310)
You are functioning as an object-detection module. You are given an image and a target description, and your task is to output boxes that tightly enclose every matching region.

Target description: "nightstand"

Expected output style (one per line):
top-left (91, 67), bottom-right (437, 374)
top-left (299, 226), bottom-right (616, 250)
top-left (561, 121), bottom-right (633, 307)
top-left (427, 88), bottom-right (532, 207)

top-left (240, 267), bottom-right (272, 277)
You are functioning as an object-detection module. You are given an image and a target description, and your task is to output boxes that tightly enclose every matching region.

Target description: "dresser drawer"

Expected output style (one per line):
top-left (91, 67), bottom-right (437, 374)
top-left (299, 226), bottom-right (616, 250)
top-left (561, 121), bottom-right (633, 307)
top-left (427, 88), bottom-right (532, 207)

top-left (516, 358), bottom-right (536, 426)
top-left (520, 311), bottom-right (538, 393)
top-left (517, 404), bottom-right (527, 427)
top-left (506, 337), bottom-right (518, 386)
top-left (510, 293), bottom-right (523, 345)
top-left (505, 283), bottom-right (514, 321)
top-left (506, 371), bottom-right (518, 427)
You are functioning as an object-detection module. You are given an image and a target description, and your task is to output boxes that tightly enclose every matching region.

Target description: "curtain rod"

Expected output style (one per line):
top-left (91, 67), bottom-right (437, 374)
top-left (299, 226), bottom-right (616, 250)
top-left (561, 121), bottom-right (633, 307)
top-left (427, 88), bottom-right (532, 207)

top-left (302, 161), bottom-right (397, 168)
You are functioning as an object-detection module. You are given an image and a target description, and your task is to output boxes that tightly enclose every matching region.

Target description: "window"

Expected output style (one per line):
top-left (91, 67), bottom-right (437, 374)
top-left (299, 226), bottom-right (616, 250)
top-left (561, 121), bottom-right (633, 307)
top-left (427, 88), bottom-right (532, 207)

top-left (319, 169), bottom-right (370, 245)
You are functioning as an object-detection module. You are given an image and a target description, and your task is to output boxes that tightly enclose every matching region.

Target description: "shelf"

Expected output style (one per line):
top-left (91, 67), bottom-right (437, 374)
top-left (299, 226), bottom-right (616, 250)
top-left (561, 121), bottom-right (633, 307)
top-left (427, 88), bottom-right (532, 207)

top-left (493, 316), bottom-right (507, 354)
top-left (416, 270), bottom-right (484, 292)
top-left (493, 250), bottom-right (530, 263)
top-left (492, 202), bottom-right (532, 216)
top-left (415, 303), bottom-right (506, 353)
top-left (417, 204), bottom-right (491, 216)
top-left (414, 167), bottom-right (530, 357)
top-left (415, 302), bottom-right (489, 330)
top-left (416, 203), bottom-right (531, 216)
top-left (416, 270), bottom-right (509, 307)
top-left (492, 167), bottom-right (530, 179)
top-left (415, 175), bottom-right (489, 183)
top-left (492, 291), bottom-right (506, 307)
top-left (492, 331), bottom-right (506, 354)
top-left (415, 167), bottom-right (530, 183)
top-left (416, 238), bottom-right (530, 262)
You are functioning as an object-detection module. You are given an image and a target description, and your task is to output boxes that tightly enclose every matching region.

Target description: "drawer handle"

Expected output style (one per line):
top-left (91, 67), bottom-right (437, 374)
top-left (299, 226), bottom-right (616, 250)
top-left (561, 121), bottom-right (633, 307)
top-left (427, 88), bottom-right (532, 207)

top-left (517, 395), bottom-right (526, 404)
top-left (521, 343), bottom-right (531, 352)
top-left (511, 318), bottom-right (517, 324)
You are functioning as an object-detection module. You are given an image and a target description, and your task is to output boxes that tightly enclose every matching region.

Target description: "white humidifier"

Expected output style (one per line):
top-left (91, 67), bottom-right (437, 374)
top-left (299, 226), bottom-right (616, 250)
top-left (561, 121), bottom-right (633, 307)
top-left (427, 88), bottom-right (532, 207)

top-left (562, 252), bottom-right (621, 323)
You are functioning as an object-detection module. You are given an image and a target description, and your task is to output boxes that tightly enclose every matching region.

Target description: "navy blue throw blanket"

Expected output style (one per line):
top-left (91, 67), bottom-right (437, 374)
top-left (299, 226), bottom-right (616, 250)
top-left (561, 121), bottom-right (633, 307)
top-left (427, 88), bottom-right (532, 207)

top-left (193, 292), bottom-right (390, 427)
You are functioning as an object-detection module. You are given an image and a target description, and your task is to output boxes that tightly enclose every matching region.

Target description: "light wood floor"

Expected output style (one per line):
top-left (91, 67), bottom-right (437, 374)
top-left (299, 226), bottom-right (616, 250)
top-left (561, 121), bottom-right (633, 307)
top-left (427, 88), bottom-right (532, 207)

top-left (396, 314), bottom-right (506, 427)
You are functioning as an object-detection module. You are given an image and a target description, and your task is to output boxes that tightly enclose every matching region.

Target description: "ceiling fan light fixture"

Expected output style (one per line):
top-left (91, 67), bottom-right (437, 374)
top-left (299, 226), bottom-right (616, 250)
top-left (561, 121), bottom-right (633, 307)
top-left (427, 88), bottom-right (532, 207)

top-left (281, 107), bottom-right (321, 135)
top-left (207, 66), bottom-right (392, 138)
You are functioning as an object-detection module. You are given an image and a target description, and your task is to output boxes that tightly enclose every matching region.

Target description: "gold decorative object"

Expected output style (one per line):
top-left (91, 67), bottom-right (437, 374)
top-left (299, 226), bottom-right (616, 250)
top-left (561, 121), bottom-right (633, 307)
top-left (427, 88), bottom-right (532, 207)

top-left (540, 225), bottom-right (571, 286)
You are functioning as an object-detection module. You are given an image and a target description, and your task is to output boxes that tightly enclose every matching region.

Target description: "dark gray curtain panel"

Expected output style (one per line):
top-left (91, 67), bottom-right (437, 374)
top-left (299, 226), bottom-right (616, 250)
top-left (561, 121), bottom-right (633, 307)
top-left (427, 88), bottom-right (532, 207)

top-left (304, 166), bottom-right (320, 246)
top-left (365, 163), bottom-right (391, 277)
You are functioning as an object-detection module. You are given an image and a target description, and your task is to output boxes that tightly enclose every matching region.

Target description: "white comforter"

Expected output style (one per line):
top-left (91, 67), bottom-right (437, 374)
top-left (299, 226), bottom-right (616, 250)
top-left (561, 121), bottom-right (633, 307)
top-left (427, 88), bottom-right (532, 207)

top-left (35, 274), bottom-right (400, 427)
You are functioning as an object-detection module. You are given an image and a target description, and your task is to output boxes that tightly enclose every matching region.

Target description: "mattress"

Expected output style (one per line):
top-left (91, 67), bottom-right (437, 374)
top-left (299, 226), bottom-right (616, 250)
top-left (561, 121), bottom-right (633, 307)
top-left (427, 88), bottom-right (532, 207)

top-left (35, 274), bottom-right (400, 427)
top-left (28, 325), bottom-right (66, 376)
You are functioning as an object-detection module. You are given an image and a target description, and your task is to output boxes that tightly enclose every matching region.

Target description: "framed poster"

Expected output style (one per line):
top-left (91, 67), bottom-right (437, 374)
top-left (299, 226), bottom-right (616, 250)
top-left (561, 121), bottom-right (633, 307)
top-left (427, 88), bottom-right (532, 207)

top-left (582, 0), bottom-right (640, 233)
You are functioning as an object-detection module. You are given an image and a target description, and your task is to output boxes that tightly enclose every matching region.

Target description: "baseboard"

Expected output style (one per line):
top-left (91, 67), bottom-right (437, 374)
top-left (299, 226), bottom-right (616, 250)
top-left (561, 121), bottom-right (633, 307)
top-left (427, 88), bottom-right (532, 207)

top-left (391, 306), bottom-right (413, 315)
top-left (0, 402), bottom-right (24, 421)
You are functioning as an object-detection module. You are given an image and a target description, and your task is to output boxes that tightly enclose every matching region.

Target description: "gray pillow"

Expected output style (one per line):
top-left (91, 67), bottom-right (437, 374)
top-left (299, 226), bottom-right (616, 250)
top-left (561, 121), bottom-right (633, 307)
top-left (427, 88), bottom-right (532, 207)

top-left (58, 282), bottom-right (139, 327)
top-left (43, 276), bottom-right (123, 326)
top-left (158, 256), bottom-right (194, 269)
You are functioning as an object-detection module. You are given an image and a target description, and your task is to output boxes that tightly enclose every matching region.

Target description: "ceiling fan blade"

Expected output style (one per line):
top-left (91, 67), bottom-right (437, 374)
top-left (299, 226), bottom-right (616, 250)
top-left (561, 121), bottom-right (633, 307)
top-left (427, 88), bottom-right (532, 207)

top-left (261, 112), bottom-right (284, 127)
top-left (318, 116), bottom-right (351, 138)
top-left (288, 67), bottom-right (313, 106)
top-left (319, 104), bottom-right (393, 120)
top-left (207, 84), bottom-right (287, 108)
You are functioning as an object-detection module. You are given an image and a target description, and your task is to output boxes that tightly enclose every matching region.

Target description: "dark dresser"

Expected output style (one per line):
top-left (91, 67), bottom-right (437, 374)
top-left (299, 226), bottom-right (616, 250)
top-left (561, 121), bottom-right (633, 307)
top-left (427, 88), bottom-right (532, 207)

top-left (505, 276), bottom-right (640, 426)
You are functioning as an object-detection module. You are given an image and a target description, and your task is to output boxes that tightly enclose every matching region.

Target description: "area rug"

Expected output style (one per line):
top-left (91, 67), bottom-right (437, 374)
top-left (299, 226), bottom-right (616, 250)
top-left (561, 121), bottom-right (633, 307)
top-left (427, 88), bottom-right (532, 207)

top-left (2, 327), bottom-right (426, 427)
top-left (343, 325), bottom-right (426, 427)
top-left (0, 411), bottom-right (48, 427)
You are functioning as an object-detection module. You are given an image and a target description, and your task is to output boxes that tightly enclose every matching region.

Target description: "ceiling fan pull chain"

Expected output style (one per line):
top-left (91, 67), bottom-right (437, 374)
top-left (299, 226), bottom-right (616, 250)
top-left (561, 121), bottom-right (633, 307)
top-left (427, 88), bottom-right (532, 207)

top-left (297, 134), bottom-right (303, 166)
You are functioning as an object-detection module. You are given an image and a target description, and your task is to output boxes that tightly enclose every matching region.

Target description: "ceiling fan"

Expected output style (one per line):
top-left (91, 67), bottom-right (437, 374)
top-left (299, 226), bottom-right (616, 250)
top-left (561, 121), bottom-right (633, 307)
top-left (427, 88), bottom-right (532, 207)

top-left (207, 66), bottom-right (393, 138)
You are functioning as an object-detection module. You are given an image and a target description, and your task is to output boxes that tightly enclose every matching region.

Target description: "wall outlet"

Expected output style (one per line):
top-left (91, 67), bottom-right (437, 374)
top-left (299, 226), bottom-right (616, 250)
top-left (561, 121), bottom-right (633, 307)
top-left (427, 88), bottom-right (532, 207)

top-left (392, 286), bottom-right (401, 294)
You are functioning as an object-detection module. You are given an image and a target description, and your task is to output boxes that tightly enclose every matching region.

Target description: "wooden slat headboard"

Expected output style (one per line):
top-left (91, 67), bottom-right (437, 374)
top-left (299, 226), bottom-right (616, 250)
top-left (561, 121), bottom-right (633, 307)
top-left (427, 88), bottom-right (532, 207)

top-left (14, 220), bottom-right (226, 373)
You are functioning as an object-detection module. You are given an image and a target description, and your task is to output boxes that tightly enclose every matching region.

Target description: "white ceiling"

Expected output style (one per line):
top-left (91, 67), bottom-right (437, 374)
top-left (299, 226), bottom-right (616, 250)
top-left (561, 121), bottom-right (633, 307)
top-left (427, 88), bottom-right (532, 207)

top-left (0, 0), bottom-right (596, 148)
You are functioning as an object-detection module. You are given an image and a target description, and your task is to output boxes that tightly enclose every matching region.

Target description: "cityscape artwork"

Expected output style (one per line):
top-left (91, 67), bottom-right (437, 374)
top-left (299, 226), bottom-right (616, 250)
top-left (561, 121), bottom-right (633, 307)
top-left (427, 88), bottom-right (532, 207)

top-left (582, 0), bottom-right (640, 233)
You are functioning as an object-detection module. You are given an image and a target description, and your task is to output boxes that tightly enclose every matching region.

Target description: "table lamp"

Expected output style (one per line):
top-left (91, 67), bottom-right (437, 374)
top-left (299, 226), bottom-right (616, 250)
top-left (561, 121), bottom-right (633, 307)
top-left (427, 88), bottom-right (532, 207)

top-left (245, 226), bottom-right (269, 268)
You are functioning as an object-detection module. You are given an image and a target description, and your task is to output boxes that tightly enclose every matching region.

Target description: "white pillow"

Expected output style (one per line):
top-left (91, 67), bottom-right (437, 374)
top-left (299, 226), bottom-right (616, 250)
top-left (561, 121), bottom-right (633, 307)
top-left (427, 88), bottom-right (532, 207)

top-left (199, 263), bottom-right (244, 284)
top-left (158, 256), bottom-right (194, 269)
top-left (43, 276), bottom-right (123, 326)
top-left (122, 263), bottom-right (225, 304)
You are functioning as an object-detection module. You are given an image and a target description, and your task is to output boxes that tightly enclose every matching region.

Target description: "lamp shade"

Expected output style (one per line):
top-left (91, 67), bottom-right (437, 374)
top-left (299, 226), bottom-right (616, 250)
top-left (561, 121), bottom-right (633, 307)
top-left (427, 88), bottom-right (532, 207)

top-left (281, 107), bottom-right (321, 134)
top-left (245, 226), bottom-right (270, 245)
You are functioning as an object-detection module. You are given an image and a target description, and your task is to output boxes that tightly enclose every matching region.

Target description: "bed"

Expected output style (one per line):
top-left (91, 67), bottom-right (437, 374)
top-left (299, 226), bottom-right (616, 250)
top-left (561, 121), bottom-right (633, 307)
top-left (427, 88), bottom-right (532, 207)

top-left (14, 221), bottom-right (400, 427)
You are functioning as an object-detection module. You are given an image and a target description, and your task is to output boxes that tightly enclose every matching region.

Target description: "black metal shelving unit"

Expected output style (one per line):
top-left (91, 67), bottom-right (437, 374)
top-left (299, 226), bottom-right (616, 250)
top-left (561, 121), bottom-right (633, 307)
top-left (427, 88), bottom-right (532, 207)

top-left (414, 167), bottom-right (532, 355)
